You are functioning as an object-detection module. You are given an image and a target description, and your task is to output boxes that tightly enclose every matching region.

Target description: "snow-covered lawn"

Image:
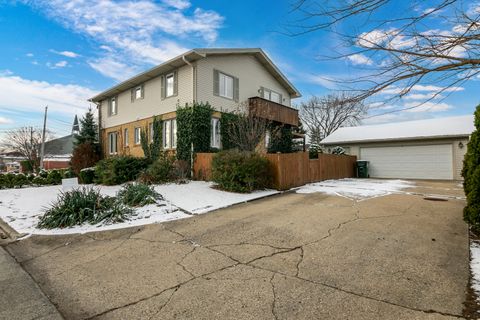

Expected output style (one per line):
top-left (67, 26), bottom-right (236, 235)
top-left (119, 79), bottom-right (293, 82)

top-left (296, 178), bottom-right (414, 200)
top-left (0, 181), bottom-right (278, 237)
top-left (471, 241), bottom-right (480, 303)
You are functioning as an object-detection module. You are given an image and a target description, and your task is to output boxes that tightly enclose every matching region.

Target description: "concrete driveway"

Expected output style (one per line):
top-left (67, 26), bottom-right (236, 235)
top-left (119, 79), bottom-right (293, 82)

top-left (4, 181), bottom-right (468, 319)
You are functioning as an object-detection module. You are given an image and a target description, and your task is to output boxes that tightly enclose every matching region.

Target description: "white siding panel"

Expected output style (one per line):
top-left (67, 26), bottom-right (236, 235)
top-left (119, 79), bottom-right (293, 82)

top-left (360, 145), bottom-right (453, 180)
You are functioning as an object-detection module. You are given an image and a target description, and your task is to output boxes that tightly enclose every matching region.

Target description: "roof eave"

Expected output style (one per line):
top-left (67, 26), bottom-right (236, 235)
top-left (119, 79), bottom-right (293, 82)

top-left (321, 134), bottom-right (471, 145)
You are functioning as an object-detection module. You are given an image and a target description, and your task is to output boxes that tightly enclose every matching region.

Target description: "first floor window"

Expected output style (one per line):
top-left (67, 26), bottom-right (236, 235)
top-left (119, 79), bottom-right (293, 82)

top-left (124, 128), bottom-right (129, 146)
top-left (149, 123), bottom-right (154, 142)
top-left (265, 130), bottom-right (271, 148)
top-left (163, 119), bottom-right (177, 149)
top-left (211, 118), bottom-right (221, 148)
top-left (108, 132), bottom-right (118, 154)
top-left (134, 127), bottom-right (141, 145)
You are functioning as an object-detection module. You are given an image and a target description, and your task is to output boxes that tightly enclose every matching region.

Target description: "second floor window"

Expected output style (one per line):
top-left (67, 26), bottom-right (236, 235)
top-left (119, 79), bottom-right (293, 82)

top-left (109, 97), bottom-right (117, 115)
top-left (134, 127), bottom-right (141, 145)
top-left (262, 88), bottom-right (282, 104)
top-left (161, 71), bottom-right (177, 99)
top-left (219, 72), bottom-right (233, 99)
top-left (214, 70), bottom-right (239, 102)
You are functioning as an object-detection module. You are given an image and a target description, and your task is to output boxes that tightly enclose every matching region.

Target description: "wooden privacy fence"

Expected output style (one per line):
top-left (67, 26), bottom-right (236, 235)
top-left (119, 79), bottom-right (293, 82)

top-left (194, 152), bottom-right (357, 190)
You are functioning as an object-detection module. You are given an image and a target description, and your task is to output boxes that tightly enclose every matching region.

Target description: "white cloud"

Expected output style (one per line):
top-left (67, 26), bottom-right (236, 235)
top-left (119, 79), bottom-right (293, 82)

top-left (0, 73), bottom-right (97, 116)
top-left (51, 50), bottom-right (80, 58)
top-left (0, 117), bottom-right (14, 125)
top-left (357, 28), bottom-right (415, 50)
top-left (46, 60), bottom-right (68, 69)
top-left (88, 57), bottom-right (140, 82)
top-left (26, 53), bottom-right (34, 57)
top-left (380, 84), bottom-right (464, 95)
top-left (404, 101), bottom-right (452, 112)
top-left (304, 74), bottom-right (339, 89)
top-left (347, 54), bottom-right (373, 65)
top-left (26, 0), bottom-right (224, 75)
top-left (402, 93), bottom-right (443, 100)
top-left (162, 0), bottom-right (191, 10)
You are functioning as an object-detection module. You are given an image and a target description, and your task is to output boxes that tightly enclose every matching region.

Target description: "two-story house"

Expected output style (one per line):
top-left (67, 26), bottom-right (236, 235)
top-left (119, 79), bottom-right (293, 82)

top-left (89, 48), bottom-right (301, 157)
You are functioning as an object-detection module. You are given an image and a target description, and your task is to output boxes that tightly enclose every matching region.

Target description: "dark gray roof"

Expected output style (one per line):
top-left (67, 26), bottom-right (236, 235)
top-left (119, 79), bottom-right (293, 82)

top-left (43, 134), bottom-right (75, 156)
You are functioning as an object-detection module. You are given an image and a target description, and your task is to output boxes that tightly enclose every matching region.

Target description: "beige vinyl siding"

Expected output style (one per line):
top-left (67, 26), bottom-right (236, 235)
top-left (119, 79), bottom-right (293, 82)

top-left (195, 55), bottom-right (291, 112)
top-left (333, 137), bottom-right (469, 180)
top-left (100, 64), bottom-right (193, 129)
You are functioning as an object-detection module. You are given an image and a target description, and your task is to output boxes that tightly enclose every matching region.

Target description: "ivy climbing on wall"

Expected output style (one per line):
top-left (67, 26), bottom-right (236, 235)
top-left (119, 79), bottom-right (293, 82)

top-left (141, 115), bottom-right (163, 161)
top-left (176, 102), bottom-right (214, 162)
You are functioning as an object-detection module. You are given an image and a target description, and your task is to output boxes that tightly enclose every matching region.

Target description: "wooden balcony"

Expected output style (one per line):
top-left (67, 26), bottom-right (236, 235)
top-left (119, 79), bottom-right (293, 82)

top-left (248, 96), bottom-right (299, 127)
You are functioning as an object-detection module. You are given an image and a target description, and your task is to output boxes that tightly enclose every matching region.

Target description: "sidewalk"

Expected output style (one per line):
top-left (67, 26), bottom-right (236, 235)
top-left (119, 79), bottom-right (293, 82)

top-left (0, 246), bottom-right (63, 320)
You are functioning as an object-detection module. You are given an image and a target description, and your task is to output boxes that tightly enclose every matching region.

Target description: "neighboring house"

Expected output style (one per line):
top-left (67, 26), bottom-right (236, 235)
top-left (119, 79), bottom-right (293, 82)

top-left (89, 48), bottom-right (301, 157)
top-left (42, 115), bottom-right (79, 170)
top-left (321, 115), bottom-right (474, 180)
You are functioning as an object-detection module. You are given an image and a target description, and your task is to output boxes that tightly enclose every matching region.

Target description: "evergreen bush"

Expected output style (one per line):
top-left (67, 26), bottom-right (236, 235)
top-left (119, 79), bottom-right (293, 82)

top-left (139, 152), bottom-right (175, 184)
top-left (79, 167), bottom-right (96, 184)
top-left (117, 183), bottom-right (161, 207)
top-left (463, 105), bottom-right (480, 231)
top-left (95, 156), bottom-right (150, 185)
top-left (47, 170), bottom-right (63, 185)
top-left (268, 125), bottom-right (293, 153)
top-left (212, 149), bottom-right (272, 193)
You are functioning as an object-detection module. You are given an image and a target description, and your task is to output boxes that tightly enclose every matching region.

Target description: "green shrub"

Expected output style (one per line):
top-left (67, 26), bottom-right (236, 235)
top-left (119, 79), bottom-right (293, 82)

top-left (95, 156), bottom-right (150, 185)
top-left (79, 167), bottom-right (96, 184)
top-left (268, 125), bottom-right (293, 153)
top-left (309, 144), bottom-right (323, 159)
top-left (331, 146), bottom-right (345, 155)
top-left (39, 170), bottom-right (48, 178)
top-left (117, 183), bottom-right (161, 207)
top-left (14, 174), bottom-right (29, 188)
top-left (47, 170), bottom-right (63, 185)
top-left (1, 173), bottom-right (16, 189)
top-left (140, 153), bottom-right (175, 184)
top-left (212, 150), bottom-right (272, 193)
top-left (38, 187), bottom-right (133, 229)
top-left (463, 105), bottom-right (480, 231)
top-left (32, 176), bottom-right (48, 186)
top-left (63, 168), bottom-right (76, 178)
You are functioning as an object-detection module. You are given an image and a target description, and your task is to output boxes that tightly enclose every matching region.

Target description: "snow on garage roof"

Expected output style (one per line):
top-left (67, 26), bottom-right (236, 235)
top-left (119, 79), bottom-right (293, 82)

top-left (321, 115), bottom-right (475, 145)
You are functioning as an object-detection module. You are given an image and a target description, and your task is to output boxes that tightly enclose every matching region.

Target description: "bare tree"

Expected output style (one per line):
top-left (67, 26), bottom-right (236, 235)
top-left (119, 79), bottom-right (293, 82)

top-left (299, 93), bottom-right (367, 145)
top-left (287, 0), bottom-right (480, 111)
top-left (225, 104), bottom-right (269, 152)
top-left (1, 127), bottom-right (51, 171)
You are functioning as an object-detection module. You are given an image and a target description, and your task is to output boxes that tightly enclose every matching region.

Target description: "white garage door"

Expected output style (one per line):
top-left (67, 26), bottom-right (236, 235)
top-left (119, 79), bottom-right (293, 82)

top-left (360, 145), bottom-right (453, 180)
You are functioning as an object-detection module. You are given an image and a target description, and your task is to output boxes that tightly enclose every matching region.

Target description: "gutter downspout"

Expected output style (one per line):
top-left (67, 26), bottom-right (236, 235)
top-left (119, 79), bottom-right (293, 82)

top-left (182, 55), bottom-right (196, 102)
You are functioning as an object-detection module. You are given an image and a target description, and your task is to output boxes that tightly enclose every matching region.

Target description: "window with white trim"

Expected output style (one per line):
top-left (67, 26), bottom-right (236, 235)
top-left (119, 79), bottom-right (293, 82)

top-left (210, 118), bottom-right (221, 148)
top-left (135, 86), bottom-right (142, 99)
top-left (163, 119), bottom-right (177, 149)
top-left (134, 127), bottom-right (141, 145)
top-left (109, 97), bottom-right (117, 115)
top-left (219, 72), bottom-right (234, 99)
top-left (124, 128), bottom-right (129, 146)
top-left (108, 132), bottom-right (118, 154)
top-left (149, 123), bottom-right (154, 142)
top-left (262, 88), bottom-right (282, 103)
top-left (166, 73), bottom-right (175, 97)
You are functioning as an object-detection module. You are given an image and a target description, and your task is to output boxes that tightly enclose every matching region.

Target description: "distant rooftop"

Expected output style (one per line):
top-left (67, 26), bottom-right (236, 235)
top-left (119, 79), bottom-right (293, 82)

top-left (321, 115), bottom-right (475, 145)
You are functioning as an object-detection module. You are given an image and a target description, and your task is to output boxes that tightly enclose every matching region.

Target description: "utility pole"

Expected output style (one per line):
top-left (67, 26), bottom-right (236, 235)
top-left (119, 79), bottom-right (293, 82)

top-left (39, 106), bottom-right (48, 170)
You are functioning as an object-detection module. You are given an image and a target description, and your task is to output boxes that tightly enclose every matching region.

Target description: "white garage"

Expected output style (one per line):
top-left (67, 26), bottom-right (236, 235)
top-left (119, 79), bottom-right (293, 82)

top-left (360, 145), bottom-right (453, 180)
top-left (321, 115), bottom-right (474, 180)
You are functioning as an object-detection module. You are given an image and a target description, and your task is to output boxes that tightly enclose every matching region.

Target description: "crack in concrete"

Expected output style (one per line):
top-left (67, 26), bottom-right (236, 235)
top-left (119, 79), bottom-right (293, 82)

top-left (147, 286), bottom-right (179, 320)
top-left (295, 247), bottom-right (304, 277)
top-left (269, 273), bottom-right (279, 320)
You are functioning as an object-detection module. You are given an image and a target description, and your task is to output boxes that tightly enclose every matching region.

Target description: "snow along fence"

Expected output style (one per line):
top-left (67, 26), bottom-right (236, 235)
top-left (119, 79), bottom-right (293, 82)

top-left (194, 152), bottom-right (357, 190)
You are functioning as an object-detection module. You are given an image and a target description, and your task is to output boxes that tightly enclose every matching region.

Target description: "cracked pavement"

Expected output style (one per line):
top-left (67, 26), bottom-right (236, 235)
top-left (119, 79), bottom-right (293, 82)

top-left (4, 180), bottom-right (469, 319)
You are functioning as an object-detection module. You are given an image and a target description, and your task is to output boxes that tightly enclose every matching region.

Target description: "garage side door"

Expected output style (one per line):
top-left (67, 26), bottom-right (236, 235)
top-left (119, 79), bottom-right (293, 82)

top-left (360, 145), bottom-right (453, 180)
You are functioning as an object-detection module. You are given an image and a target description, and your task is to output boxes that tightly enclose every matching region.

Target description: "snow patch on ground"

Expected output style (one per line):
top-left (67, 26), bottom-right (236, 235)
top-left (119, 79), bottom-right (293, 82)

top-left (296, 178), bottom-right (414, 200)
top-left (0, 181), bottom-right (278, 236)
top-left (471, 241), bottom-right (480, 302)
top-left (154, 181), bottom-right (278, 214)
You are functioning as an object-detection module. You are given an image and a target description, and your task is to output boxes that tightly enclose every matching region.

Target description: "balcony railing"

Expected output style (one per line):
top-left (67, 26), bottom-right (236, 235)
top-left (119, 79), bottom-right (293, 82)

top-left (248, 96), bottom-right (299, 127)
